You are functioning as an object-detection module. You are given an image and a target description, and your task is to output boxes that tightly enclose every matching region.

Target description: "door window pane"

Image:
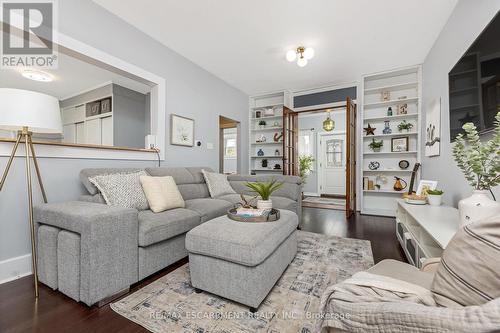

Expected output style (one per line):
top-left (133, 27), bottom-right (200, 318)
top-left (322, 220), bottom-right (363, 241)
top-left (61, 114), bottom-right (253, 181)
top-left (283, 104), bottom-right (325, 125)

top-left (326, 139), bottom-right (343, 167)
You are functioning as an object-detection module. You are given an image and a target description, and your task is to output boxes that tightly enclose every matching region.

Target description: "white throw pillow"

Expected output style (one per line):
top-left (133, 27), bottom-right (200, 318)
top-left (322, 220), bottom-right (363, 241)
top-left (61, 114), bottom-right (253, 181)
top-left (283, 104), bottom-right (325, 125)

top-left (139, 176), bottom-right (185, 213)
top-left (89, 171), bottom-right (149, 210)
top-left (202, 169), bottom-right (236, 198)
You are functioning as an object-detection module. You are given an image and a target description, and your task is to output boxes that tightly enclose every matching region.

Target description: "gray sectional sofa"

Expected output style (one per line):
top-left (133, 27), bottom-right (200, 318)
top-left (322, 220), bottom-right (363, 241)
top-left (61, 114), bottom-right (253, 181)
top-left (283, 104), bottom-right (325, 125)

top-left (34, 167), bottom-right (302, 306)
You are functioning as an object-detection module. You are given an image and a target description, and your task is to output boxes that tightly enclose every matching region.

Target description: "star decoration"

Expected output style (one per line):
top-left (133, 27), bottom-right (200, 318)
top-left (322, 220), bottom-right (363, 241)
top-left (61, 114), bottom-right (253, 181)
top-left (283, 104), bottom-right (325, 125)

top-left (364, 123), bottom-right (376, 136)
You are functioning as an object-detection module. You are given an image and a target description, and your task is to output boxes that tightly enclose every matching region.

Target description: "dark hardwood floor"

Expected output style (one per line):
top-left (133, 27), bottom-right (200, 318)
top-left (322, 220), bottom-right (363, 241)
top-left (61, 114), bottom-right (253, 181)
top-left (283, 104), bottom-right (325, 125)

top-left (0, 208), bottom-right (405, 333)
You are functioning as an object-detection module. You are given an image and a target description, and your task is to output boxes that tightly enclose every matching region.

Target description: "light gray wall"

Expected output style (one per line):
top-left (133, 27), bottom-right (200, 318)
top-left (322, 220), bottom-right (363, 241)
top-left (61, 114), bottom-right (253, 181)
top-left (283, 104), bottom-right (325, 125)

top-left (112, 84), bottom-right (147, 148)
top-left (421, 0), bottom-right (500, 207)
top-left (299, 111), bottom-right (346, 194)
top-left (0, 0), bottom-right (248, 263)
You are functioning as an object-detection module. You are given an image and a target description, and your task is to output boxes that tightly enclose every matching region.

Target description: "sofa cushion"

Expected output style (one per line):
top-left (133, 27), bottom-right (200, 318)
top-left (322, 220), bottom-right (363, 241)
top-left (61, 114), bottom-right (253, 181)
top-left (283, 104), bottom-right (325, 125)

top-left (80, 168), bottom-right (143, 195)
top-left (138, 208), bottom-right (201, 247)
top-left (186, 209), bottom-right (298, 266)
top-left (139, 176), bottom-right (185, 213)
top-left (431, 215), bottom-right (500, 307)
top-left (270, 196), bottom-right (298, 213)
top-left (89, 171), bottom-right (149, 210)
top-left (202, 169), bottom-right (236, 198)
top-left (145, 167), bottom-right (213, 200)
top-left (184, 198), bottom-right (233, 222)
top-left (367, 259), bottom-right (434, 290)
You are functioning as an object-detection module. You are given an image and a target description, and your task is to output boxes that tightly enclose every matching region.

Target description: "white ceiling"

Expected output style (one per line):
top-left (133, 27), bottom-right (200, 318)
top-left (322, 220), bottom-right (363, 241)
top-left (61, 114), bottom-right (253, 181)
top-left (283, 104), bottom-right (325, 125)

top-left (0, 49), bottom-right (151, 100)
top-left (94, 0), bottom-right (457, 95)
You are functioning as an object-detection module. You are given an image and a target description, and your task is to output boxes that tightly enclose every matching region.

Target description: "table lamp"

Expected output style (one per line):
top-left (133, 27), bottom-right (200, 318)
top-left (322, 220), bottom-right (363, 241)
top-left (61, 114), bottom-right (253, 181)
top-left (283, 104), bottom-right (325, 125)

top-left (0, 88), bottom-right (62, 298)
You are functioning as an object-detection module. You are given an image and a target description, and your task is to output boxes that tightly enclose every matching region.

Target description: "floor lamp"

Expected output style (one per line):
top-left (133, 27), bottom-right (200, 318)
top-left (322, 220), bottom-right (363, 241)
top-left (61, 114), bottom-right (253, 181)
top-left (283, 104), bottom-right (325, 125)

top-left (0, 88), bottom-right (62, 298)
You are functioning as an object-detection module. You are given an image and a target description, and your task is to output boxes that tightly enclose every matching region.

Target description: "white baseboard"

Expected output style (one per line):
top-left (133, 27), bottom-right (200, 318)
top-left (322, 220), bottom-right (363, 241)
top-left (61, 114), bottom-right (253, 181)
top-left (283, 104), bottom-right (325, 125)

top-left (303, 192), bottom-right (320, 197)
top-left (0, 253), bottom-right (32, 284)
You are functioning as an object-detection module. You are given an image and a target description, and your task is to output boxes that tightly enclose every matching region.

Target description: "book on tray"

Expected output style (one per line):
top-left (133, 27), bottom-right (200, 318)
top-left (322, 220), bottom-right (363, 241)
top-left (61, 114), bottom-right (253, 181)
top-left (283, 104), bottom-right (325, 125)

top-left (235, 207), bottom-right (272, 217)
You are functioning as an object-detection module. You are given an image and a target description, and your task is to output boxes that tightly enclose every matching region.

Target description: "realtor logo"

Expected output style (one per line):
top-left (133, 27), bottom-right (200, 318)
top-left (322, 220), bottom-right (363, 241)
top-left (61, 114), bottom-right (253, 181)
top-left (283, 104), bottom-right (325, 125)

top-left (1, 0), bottom-right (58, 68)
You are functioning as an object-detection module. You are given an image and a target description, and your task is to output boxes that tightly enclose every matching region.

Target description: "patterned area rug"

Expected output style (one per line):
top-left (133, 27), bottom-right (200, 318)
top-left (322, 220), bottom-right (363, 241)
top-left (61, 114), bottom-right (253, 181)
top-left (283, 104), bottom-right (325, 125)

top-left (111, 231), bottom-right (373, 333)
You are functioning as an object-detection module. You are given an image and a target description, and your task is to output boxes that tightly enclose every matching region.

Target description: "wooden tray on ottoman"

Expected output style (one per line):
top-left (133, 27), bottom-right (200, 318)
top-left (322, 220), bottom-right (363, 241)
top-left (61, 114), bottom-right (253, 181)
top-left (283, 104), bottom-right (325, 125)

top-left (227, 208), bottom-right (280, 222)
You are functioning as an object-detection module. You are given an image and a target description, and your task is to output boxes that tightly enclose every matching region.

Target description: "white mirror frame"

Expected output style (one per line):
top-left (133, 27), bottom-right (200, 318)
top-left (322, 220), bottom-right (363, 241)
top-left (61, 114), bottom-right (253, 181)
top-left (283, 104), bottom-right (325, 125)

top-left (0, 31), bottom-right (166, 161)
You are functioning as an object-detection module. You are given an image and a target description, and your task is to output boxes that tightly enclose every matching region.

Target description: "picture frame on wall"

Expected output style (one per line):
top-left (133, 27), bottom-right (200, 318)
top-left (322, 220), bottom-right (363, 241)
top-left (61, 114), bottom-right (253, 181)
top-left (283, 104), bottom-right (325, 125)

top-left (100, 97), bottom-right (112, 114)
top-left (170, 114), bottom-right (194, 147)
top-left (391, 137), bottom-right (409, 152)
top-left (425, 98), bottom-right (441, 157)
top-left (416, 180), bottom-right (438, 195)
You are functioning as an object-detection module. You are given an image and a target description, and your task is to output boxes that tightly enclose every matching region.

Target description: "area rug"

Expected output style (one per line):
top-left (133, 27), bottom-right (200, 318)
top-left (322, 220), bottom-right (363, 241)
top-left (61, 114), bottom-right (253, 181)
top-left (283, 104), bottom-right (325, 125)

top-left (111, 231), bottom-right (373, 333)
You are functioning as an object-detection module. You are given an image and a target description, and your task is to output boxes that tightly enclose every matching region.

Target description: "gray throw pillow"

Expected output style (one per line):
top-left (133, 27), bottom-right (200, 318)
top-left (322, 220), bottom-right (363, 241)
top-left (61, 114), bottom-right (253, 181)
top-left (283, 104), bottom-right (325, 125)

top-left (89, 171), bottom-right (149, 210)
top-left (431, 214), bottom-right (500, 307)
top-left (201, 169), bottom-right (236, 198)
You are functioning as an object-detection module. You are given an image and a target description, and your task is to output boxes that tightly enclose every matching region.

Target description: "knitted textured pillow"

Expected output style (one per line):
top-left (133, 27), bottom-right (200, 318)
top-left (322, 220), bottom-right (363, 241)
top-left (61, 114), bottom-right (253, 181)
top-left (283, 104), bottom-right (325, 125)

top-left (89, 171), bottom-right (149, 210)
top-left (431, 214), bottom-right (500, 307)
top-left (201, 169), bottom-right (236, 198)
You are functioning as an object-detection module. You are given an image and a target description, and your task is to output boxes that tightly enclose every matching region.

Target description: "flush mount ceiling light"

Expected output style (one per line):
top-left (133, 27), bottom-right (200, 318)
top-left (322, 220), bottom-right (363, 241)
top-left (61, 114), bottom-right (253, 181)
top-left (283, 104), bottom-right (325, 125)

top-left (21, 70), bottom-right (53, 82)
top-left (286, 46), bottom-right (315, 67)
top-left (323, 112), bottom-right (335, 131)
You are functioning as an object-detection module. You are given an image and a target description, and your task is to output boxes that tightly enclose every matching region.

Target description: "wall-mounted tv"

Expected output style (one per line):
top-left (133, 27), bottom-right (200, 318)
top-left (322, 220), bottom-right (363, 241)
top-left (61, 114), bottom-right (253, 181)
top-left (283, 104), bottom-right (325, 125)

top-left (449, 11), bottom-right (500, 141)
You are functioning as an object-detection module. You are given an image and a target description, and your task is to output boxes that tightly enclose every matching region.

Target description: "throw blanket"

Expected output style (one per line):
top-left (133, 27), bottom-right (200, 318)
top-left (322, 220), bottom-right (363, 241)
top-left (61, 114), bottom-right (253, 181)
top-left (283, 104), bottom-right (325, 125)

top-left (317, 271), bottom-right (500, 333)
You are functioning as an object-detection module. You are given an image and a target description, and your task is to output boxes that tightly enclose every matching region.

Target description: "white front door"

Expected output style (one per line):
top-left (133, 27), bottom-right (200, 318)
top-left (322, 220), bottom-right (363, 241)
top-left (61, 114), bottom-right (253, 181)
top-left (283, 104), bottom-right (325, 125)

top-left (319, 134), bottom-right (346, 195)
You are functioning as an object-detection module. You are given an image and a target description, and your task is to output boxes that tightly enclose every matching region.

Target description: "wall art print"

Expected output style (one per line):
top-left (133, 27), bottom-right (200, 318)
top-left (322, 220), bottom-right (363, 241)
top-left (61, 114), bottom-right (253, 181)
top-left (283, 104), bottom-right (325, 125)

top-left (425, 98), bottom-right (441, 157)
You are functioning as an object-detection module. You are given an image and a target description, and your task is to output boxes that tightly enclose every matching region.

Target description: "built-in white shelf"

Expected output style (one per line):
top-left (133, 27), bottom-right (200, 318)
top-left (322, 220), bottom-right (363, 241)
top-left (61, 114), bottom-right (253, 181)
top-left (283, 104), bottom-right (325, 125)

top-left (250, 126), bottom-right (282, 132)
top-left (363, 169), bottom-right (412, 173)
top-left (251, 155), bottom-right (283, 158)
top-left (364, 113), bottom-right (418, 122)
top-left (360, 66), bottom-right (422, 217)
top-left (364, 151), bottom-right (418, 155)
top-left (250, 115), bottom-right (282, 121)
top-left (364, 82), bottom-right (418, 94)
top-left (363, 132), bottom-right (418, 139)
top-left (251, 103), bottom-right (283, 110)
top-left (364, 189), bottom-right (404, 194)
top-left (251, 142), bottom-right (282, 145)
top-left (364, 97), bottom-right (418, 109)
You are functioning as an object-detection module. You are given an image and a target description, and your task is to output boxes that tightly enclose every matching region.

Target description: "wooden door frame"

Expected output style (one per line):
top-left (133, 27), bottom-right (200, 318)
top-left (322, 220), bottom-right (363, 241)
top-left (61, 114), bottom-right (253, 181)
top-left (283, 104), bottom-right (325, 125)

top-left (219, 116), bottom-right (240, 174)
top-left (316, 131), bottom-right (347, 196)
top-left (345, 97), bottom-right (357, 218)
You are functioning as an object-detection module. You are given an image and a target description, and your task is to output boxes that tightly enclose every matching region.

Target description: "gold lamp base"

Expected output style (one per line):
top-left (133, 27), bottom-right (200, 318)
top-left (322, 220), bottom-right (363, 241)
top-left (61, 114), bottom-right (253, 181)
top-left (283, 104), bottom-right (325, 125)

top-left (0, 127), bottom-right (47, 298)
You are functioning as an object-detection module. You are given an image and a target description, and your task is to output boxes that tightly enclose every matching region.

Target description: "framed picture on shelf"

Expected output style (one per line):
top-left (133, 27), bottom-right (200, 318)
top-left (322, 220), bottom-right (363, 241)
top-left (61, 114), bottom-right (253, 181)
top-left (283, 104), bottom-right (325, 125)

top-left (416, 180), bottom-right (438, 195)
top-left (100, 97), bottom-right (112, 114)
top-left (391, 137), bottom-right (409, 152)
top-left (397, 103), bottom-right (408, 115)
top-left (170, 114), bottom-right (194, 146)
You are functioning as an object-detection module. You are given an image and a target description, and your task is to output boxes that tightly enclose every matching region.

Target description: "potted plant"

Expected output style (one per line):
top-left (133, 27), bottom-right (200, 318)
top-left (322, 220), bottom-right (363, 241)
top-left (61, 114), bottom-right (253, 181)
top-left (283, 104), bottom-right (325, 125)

top-left (427, 189), bottom-right (444, 206)
top-left (398, 120), bottom-right (414, 132)
top-left (368, 139), bottom-right (383, 152)
top-left (299, 155), bottom-right (315, 183)
top-left (258, 120), bottom-right (266, 129)
top-left (245, 179), bottom-right (284, 209)
top-left (453, 112), bottom-right (500, 226)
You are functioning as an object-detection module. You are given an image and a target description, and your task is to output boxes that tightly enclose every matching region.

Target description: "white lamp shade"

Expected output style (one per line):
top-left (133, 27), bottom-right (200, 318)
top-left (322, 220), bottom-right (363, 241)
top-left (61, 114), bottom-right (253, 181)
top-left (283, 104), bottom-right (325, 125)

top-left (0, 88), bottom-right (62, 134)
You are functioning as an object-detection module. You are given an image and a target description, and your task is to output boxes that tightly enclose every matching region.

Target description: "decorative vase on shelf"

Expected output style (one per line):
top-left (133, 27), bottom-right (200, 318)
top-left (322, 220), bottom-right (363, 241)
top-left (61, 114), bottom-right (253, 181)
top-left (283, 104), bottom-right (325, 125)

top-left (458, 190), bottom-right (500, 227)
top-left (427, 194), bottom-right (442, 206)
top-left (382, 121), bottom-right (392, 134)
top-left (257, 199), bottom-right (273, 210)
top-left (257, 149), bottom-right (264, 156)
top-left (387, 107), bottom-right (393, 116)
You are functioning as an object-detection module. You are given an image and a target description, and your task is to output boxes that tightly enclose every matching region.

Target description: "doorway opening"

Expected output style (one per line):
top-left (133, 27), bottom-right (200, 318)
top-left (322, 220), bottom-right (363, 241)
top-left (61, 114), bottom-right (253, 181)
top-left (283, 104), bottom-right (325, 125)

top-left (284, 98), bottom-right (356, 217)
top-left (219, 116), bottom-right (240, 174)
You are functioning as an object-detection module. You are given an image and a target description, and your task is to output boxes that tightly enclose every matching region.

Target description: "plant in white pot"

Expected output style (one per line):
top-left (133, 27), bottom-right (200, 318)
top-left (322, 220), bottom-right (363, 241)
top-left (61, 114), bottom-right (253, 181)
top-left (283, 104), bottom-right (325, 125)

top-left (245, 179), bottom-right (284, 210)
top-left (453, 112), bottom-right (500, 226)
top-left (426, 189), bottom-right (443, 206)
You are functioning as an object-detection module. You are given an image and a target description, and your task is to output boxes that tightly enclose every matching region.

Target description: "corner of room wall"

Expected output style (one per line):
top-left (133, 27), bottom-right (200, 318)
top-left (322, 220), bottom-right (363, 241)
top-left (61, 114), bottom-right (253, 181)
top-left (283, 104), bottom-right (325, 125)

top-left (421, 0), bottom-right (500, 207)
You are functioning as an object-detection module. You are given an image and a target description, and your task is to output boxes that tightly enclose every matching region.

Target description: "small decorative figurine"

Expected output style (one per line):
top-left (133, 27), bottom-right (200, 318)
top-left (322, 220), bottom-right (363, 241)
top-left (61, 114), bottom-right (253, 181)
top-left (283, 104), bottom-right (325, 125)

top-left (368, 161), bottom-right (380, 170)
top-left (257, 149), bottom-right (264, 156)
top-left (275, 149), bottom-right (280, 156)
top-left (274, 164), bottom-right (281, 170)
top-left (381, 90), bottom-right (390, 101)
top-left (262, 159), bottom-right (268, 168)
top-left (382, 121), bottom-right (392, 134)
top-left (387, 107), bottom-right (393, 116)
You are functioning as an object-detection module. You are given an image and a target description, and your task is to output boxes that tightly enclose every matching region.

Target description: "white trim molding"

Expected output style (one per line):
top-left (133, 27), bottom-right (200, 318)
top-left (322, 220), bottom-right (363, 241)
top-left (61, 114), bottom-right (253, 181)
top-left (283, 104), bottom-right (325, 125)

top-left (0, 254), bottom-right (32, 285)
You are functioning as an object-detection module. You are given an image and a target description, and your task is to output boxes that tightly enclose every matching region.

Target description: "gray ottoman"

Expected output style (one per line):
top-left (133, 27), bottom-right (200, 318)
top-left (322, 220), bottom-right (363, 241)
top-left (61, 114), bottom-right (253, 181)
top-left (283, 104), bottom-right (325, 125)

top-left (185, 209), bottom-right (298, 311)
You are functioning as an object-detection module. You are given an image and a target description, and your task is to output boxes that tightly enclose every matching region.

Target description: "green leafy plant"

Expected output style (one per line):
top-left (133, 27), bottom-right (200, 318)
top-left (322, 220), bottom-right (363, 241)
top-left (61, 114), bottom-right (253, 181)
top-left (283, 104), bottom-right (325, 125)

top-left (368, 139), bottom-right (383, 150)
top-left (245, 179), bottom-right (284, 200)
top-left (427, 189), bottom-right (444, 195)
top-left (452, 112), bottom-right (500, 191)
top-left (299, 155), bottom-right (315, 183)
top-left (398, 120), bottom-right (414, 131)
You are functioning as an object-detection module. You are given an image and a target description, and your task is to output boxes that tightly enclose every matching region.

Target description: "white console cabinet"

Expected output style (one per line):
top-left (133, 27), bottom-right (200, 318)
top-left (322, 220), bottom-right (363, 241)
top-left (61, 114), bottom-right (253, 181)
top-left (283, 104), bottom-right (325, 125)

top-left (395, 199), bottom-right (459, 268)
